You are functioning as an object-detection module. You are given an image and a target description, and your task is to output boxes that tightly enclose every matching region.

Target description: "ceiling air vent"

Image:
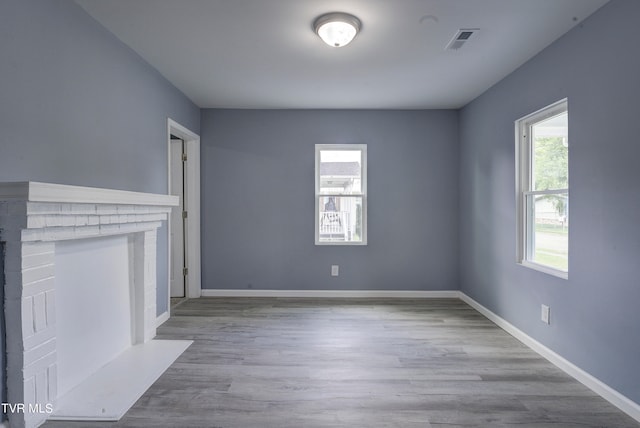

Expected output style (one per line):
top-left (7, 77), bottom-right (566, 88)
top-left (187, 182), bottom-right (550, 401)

top-left (446, 28), bottom-right (479, 51)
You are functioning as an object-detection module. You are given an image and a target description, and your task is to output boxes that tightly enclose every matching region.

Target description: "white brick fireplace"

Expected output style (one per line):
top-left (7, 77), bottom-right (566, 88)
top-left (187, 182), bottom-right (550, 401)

top-left (0, 182), bottom-right (186, 428)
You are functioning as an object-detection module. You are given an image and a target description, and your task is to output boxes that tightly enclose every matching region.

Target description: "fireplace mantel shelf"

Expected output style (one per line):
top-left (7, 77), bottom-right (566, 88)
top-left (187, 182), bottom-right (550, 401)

top-left (0, 181), bottom-right (178, 206)
top-left (0, 181), bottom-right (179, 244)
top-left (0, 181), bottom-right (179, 206)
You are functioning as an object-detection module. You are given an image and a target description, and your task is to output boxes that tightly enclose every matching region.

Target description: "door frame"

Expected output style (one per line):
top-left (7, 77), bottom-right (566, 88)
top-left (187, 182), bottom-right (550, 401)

top-left (167, 118), bottom-right (201, 303)
top-left (169, 138), bottom-right (186, 299)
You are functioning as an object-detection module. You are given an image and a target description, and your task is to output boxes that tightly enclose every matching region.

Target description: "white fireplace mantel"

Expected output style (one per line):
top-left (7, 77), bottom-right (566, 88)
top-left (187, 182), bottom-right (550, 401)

top-left (0, 182), bottom-right (184, 428)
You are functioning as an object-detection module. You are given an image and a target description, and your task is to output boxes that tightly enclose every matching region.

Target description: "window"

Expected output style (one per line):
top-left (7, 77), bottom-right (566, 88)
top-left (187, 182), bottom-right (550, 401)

top-left (315, 144), bottom-right (367, 245)
top-left (516, 99), bottom-right (568, 278)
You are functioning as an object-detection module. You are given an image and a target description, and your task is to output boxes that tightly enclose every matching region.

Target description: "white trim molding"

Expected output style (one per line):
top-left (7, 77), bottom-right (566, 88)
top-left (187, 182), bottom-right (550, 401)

top-left (156, 311), bottom-right (170, 327)
top-left (200, 289), bottom-right (460, 298)
top-left (458, 292), bottom-right (640, 424)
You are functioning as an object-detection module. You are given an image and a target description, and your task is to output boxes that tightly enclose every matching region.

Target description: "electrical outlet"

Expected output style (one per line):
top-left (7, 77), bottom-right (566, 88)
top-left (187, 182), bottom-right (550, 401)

top-left (331, 265), bottom-right (339, 276)
top-left (541, 304), bottom-right (550, 324)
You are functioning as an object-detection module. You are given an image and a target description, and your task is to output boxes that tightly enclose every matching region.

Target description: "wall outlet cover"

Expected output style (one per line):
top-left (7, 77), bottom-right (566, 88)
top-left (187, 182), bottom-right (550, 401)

top-left (331, 265), bottom-right (339, 276)
top-left (541, 304), bottom-right (550, 324)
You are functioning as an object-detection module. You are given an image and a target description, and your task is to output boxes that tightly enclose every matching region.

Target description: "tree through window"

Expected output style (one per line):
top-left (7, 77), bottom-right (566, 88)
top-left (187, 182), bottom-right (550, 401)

top-left (516, 100), bottom-right (569, 277)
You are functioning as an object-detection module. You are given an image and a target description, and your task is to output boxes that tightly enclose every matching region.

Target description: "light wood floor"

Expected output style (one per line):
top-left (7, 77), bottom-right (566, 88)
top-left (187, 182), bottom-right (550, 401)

top-left (44, 298), bottom-right (639, 427)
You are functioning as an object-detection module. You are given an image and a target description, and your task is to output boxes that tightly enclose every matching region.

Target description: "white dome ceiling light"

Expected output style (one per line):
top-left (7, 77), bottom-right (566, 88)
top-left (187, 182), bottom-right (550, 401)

top-left (313, 12), bottom-right (361, 48)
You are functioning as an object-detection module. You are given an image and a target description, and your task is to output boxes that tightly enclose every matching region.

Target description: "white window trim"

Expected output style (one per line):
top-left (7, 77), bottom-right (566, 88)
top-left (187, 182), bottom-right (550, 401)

top-left (515, 99), bottom-right (568, 279)
top-left (315, 144), bottom-right (367, 246)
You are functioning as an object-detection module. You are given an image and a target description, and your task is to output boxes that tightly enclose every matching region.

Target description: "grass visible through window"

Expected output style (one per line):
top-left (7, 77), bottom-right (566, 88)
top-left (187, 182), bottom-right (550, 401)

top-left (534, 223), bottom-right (568, 271)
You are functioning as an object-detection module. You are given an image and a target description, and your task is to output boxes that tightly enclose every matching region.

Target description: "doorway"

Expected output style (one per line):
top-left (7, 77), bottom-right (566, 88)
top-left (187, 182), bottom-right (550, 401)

top-left (167, 119), bottom-right (201, 308)
top-left (170, 136), bottom-right (186, 299)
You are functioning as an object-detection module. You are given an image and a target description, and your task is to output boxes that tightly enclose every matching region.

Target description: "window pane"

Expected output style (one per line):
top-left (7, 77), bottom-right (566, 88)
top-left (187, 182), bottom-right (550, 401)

top-left (527, 193), bottom-right (568, 271)
top-left (319, 150), bottom-right (362, 195)
top-left (318, 196), bottom-right (363, 243)
top-left (532, 112), bottom-right (568, 191)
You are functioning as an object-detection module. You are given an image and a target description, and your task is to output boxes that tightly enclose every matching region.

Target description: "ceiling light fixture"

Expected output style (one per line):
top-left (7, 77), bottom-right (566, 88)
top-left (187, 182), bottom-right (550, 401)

top-left (313, 12), bottom-right (361, 48)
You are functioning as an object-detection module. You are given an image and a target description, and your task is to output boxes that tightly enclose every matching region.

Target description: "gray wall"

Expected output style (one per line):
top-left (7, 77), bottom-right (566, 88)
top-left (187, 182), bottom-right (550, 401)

top-left (0, 0), bottom-right (200, 312)
top-left (0, 0), bottom-right (199, 408)
top-left (201, 109), bottom-right (459, 291)
top-left (459, 0), bottom-right (640, 404)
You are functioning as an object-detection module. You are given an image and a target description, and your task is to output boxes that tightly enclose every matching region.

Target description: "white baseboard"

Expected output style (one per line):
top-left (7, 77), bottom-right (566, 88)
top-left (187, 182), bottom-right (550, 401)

top-left (199, 289), bottom-right (460, 298)
top-left (156, 311), bottom-right (169, 327)
top-left (458, 292), bottom-right (640, 423)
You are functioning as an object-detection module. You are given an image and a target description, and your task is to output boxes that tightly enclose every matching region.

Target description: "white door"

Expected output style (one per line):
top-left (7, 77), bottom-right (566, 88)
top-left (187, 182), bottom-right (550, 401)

top-left (170, 139), bottom-right (185, 298)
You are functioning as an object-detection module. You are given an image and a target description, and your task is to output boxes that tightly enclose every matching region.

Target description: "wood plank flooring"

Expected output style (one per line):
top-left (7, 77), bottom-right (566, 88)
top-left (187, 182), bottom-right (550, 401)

top-left (43, 298), bottom-right (639, 428)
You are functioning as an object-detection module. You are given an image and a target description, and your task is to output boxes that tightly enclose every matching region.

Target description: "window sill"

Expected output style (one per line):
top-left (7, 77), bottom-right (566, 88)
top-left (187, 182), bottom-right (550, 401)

top-left (519, 260), bottom-right (568, 280)
top-left (315, 241), bottom-right (367, 246)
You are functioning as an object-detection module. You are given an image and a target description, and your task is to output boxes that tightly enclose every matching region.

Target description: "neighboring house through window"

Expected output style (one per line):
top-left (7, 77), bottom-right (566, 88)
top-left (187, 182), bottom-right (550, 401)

top-left (315, 144), bottom-right (367, 245)
top-left (516, 99), bottom-right (569, 278)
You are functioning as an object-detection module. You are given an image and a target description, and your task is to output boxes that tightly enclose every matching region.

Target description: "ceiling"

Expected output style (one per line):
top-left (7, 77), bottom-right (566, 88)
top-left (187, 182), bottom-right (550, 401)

top-left (75, 0), bottom-right (609, 110)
